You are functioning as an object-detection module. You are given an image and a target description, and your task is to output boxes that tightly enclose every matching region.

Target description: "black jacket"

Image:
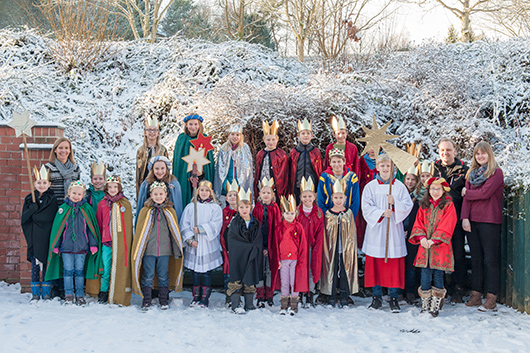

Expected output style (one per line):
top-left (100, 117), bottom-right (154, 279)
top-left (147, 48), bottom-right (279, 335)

top-left (21, 190), bottom-right (58, 263)
top-left (227, 214), bottom-right (263, 286)
top-left (433, 158), bottom-right (468, 217)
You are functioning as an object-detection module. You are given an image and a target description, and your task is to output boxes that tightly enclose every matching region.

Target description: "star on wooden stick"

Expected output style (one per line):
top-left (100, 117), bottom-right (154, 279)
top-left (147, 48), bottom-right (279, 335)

top-left (357, 116), bottom-right (417, 174)
top-left (181, 147), bottom-right (211, 174)
top-left (7, 110), bottom-right (37, 137)
top-left (190, 133), bottom-right (214, 152)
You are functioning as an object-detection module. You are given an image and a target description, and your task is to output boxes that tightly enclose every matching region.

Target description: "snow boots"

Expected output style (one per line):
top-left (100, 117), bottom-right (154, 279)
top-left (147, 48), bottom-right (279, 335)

top-left (159, 287), bottom-right (170, 310)
top-left (478, 293), bottom-right (497, 312)
top-left (64, 295), bottom-right (74, 305)
top-left (466, 290), bottom-right (483, 307)
top-left (418, 287), bottom-right (432, 313)
top-left (289, 295), bottom-right (299, 315)
top-left (368, 296), bottom-right (382, 310)
top-left (339, 290), bottom-right (351, 308)
top-left (389, 297), bottom-right (401, 313)
top-left (141, 286), bottom-right (152, 310)
top-left (30, 282), bottom-right (41, 301)
top-left (199, 286), bottom-right (211, 308)
top-left (231, 291), bottom-right (245, 314)
top-left (279, 296), bottom-right (289, 315)
top-left (41, 282), bottom-right (52, 300)
top-left (76, 296), bottom-right (87, 306)
top-left (190, 285), bottom-right (202, 307)
top-left (244, 293), bottom-right (256, 311)
top-left (430, 287), bottom-right (446, 317)
top-left (98, 291), bottom-right (109, 304)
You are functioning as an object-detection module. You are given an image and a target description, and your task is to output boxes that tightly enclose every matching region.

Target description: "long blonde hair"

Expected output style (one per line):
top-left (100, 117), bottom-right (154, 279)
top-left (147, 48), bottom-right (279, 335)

top-left (191, 180), bottom-right (219, 203)
top-left (49, 137), bottom-right (75, 163)
top-left (466, 141), bottom-right (499, 180)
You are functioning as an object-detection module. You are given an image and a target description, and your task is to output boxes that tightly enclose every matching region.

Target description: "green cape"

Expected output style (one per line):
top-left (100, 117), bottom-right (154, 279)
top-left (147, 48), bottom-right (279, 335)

top-left (172, 133), bottom-right (215, 206)
top-left (86, 184), bottom-right (105, 214)
top-left (45, 202), bottom-right (103, 281)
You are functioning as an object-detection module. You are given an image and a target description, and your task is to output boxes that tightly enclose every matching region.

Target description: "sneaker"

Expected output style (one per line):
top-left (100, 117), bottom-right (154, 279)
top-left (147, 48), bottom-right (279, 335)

top-left (76, 297), bottom-right (87, 306)
top-left (368, 296), bottom-right (382, 310)
top-left (389, 297), bottom-right (401, 313)
top-left (64, 295), bottom-right (74, 305)
top-left (160, 304), bottom-right (169, 310)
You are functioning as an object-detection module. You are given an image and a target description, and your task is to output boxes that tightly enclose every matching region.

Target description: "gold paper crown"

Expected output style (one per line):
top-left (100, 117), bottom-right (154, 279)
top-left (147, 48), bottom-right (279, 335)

top-left (150, 181), bottom-right (167, 193)
top-left (33, 165), bottom-right (49, 181)
top-left (406, 164), bottom-right (419, 176)
top-left (300, 176), bottom-right (315, 193)
top-left (259, 177), bottom-right (275, 190)
top-left (68, 180), bottom-right (86, 191)
top-left (91, 161), bottom-right (106, 177)
top-left (226, 180), bottom-right (239, 194)
top-left (331, 115), bottom-right (347, 133)
top-left (106, 175), bottom-right (122, 185)
top-left (145, 116), bottom-right (159, 129)
top-left (262, 120), bottom-right (279, 136)
top-left (420, 161), bottom-right (434, 175)
top-left (238, 187), bottom-right (252, 202)
top-left (406, 142), bottom-right (421, 159)
top-left (328, 148), bottom-right (345, 160)
top-left (280, 195), bottom-right (297, 213)
top-left (331, 178), bottom-right (347, 195)
top-left (298, 118), bottom-right (312, 132)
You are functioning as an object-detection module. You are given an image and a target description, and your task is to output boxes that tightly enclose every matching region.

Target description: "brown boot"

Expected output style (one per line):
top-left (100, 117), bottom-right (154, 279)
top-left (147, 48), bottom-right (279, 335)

top-left (479, 293), bottom-right (497, 312)
top-left (466, 290), bottom-right (482, 307)
top-left (289, 295), bottom-right (299, 314)
top-left (430, 287), bottom-right (447, 317)
top-left (417, 287), bottom-right (432, 313)
top-left (279, 296), bottom-right (289, 315)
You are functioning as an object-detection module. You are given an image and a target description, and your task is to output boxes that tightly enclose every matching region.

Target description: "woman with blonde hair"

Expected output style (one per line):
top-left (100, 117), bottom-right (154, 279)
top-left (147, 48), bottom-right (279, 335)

top-left (461, 141), bottom-right (504, 311)
top-left (45, 137), bottom-right (80, 204)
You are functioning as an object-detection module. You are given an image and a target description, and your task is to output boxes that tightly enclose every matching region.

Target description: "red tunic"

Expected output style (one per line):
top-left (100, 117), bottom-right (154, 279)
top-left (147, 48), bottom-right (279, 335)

top-left (252, 201), bottom-right (281, 289)
top-left (220, 206), bottom-right (237, 274)
top-left (254, 148), bottom-right (289, 200)
top-left (296, 204), bottom-right (324, 284)
top-left (275, 220), bottom-right (309, 293)
top-left (364, 256), bottom-right (405, 289)
top-left (288, 146), bottom-right (323, 195)
top-left (410, 197), bottom-right (457, 271)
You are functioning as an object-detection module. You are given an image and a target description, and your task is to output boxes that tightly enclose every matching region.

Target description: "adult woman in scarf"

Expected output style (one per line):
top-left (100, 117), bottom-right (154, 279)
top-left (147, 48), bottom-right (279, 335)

top-left (461, 141), bottom-right (504, 312)
top-left (45, 138), bottom-right (81, 204)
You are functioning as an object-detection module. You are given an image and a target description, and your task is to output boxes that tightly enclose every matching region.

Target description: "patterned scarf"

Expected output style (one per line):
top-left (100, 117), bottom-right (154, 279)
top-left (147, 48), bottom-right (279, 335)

top-left (104, 192), bottom-right (124, 208)
top-left (469, 164), bottom-right (488, 187)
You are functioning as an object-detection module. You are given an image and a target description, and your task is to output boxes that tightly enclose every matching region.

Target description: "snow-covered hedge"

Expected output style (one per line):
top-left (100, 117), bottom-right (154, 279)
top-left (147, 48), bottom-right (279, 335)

top-left (1, 28), bottom-right (529, 206)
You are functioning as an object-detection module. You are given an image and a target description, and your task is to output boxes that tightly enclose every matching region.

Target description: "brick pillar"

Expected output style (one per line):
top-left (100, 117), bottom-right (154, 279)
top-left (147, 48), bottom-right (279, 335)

top-left (0, 123), bottom-right (64, 292)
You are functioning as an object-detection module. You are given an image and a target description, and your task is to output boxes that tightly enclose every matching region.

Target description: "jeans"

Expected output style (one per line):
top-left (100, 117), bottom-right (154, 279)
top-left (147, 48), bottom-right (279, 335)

top-left (192, 270), bottom-right (213, 287)
top-left (372, 285), bottom-right (400, 299)
top-left (100, 245), bottom-right (112, 292)
top-left (420, 266), bottom-right (444, 290)
top-left (468, 222), bottom-right (501, 295)
top-left (62, 253), bottom-right (86, 297)
top-left (141, 255), bottom-right (170, 288)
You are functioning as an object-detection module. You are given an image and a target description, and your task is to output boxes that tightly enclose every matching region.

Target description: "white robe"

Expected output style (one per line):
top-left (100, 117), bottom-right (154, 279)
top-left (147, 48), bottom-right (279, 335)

top-left (180, 201), bottom-right (223, 273)
top-left (361, 179), bottom-right (413, 258)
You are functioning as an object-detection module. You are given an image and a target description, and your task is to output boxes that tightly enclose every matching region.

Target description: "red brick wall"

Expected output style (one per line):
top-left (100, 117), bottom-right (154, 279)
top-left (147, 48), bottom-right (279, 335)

top-left (0, 124), bottom-right (64, 291)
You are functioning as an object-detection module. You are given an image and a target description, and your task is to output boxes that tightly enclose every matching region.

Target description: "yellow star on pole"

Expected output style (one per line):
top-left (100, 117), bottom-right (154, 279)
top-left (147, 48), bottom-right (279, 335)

top-left (7, 110), bottom-right (37, 137)
top-left (181, 147), bottom-right (211, 174)
top-left (357, 115), bottom-right (417, 174)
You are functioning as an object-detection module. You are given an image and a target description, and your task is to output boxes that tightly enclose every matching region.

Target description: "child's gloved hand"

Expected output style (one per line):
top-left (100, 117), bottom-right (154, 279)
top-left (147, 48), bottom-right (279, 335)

top-left (52, 248), bottom-right (59, 254)
top-left (90, 247), bottom-right (98, 254)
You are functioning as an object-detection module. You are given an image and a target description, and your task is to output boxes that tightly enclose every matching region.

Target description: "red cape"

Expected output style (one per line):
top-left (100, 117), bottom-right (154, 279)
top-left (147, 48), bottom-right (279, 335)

top-left (274, 220), bottom-right (309, 293)
top-left (254, 148), bottom-right (289, 201)
top-left (220, 206), bottom-right (237, 274)
top-left (252, 201), bottom-right (281, 289)
top-left (296, 204), bottom-right (324, 284)
top-left (288, 146), bottom-right (323, 195)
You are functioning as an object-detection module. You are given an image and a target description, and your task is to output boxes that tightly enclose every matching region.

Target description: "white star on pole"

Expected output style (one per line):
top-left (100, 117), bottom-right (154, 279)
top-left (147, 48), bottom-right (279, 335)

top-left (7, 110), bottom-right (37, 137)
top-left (181, 147), bottom-right (211, 174)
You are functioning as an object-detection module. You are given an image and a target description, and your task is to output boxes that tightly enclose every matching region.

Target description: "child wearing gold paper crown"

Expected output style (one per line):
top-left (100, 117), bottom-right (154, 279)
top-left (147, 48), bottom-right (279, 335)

top-left (136, 116), bottom-right (169, 196)
top-left (276, 195), bottom-right (307, 315)
top-left (321, 178), bottom-right (359, 308)
top-left (253, 120), bottom-right (288, 202)
top-left (252, 177), bottom-right (281, 307)
top-left (220, 180), bottom-right (240, 306)
top-left (21, 166), bottom-right (58, 301)
top-left (86, 161), bottom-right (106, 214)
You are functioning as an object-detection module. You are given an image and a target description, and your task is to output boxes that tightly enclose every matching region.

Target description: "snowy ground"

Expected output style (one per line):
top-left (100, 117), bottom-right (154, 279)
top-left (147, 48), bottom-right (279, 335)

top-left (0, 282), bottom-right (528, 353)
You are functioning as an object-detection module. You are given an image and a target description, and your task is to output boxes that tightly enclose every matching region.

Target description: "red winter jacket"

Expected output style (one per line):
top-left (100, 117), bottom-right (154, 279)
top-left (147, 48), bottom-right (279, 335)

top-left (296, 204), bottom-right (324, 284)
top-left (275, 220), bottom-right (309, 293)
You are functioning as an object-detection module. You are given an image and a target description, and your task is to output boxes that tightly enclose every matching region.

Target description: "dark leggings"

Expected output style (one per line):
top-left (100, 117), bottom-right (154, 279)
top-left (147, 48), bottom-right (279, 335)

top-left (193, 270), bottom-right (213, 287)
top-left (451, 223), bottom-right (467, 289)
top-left (468, 222), bottom-right (501, 295)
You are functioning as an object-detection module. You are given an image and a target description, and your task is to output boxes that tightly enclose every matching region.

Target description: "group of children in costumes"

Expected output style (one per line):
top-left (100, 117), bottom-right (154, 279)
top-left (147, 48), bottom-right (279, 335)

top-left (21, 113), bottom-right (460, 317)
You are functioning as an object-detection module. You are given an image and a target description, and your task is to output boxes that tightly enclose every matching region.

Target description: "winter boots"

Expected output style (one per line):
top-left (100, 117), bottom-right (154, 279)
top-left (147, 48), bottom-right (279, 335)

top-left (231, 291), bottom-right (245, 314)
top-left (30, 282), bottom-right (41, 301)
top-left (64, 295), bottom-right (75, 305)
top-left (368, 296), bottom-right (382, 310)
top-left (305, 291), bottom-right (315, 308)
top-left (339, 290), bottom-right (352, 308)
top-left (279, 296), bottom-right (289, 315)
top-left (199, 286), bottom-right (211, 308)
top-left (41, 282), bottom-right (52, 300)
top-left (466, 290), bottom-right (483, 307)
top-left (478, 293), bottom-right (497, 312)
top-left (389, 297), bottom-right (401, 313)
top-left (159, 287), bottom-right (170, 310)
top-left (190, 285), bottom-right (202, 307)
top-left (76, 296), bottom-right (87, 306)
top-left (289, 295), bottom-right (299, 315)
top-left (451, 285), bottom-right (464, 304)
top-left (141, 286), bottom-right (152, 311)
top-left (418, 287), bottom-right (432, 313)
top-left (430, 287), bottom-right (447, 317)
top-left (98, 291), bottom-right (109, 304)
top-left (244, 293), bottom-right (256, 311)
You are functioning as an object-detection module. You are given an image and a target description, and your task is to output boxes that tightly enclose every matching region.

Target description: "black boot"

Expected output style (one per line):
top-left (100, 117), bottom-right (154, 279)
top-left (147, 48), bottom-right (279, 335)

top-left (339, 290), bottom-right (351, 308)
top-left (98, 291), bottom-right (109, 304)
top-left (159, 287), bottom-right (169, 309)
top-left (190, 285), bottom-right (201, 307)
top-left (141, 287), bottom-right (152, 311)
top-left (244, 292), bottom-right (256, 311)
top-left (369, 296), bottom-right (382, 310)
top-left (231, 291), bottom-right (244, 314)
top-left (389, 297), bottom-right (401, 313)
top-left (328, 293), bottom-right (337, 307)
top-left (305, 291), bottom-right (315, 308)
top-left (199, 286), bottom-right (212, 308)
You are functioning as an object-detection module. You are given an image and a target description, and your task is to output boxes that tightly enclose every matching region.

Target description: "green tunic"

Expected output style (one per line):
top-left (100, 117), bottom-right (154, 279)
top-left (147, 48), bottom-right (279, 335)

top-left (172, 133), bottom-right (215, 206)
top-left (86, 184), bottom-right (105, 214)
top-left (45, 202), bottom-right (103, 281)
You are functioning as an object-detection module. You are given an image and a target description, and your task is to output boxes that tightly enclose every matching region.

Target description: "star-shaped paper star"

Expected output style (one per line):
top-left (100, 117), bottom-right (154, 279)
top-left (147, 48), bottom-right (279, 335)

top-left (190, 133), bottom-right (214, 152)
top-left (7, 110), bottom-right (37, 137)
top-left (357, 116), bottom-right (417, 174)
top-left (181, 147), bottom-right (211, 174)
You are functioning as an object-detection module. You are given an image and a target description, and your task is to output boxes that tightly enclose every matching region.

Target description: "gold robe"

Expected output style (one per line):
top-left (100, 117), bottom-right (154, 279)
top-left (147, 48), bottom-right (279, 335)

top-left (131, 206), bottom-right (183, 296)
top-left (321, 209), bottom-right (359, 295)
